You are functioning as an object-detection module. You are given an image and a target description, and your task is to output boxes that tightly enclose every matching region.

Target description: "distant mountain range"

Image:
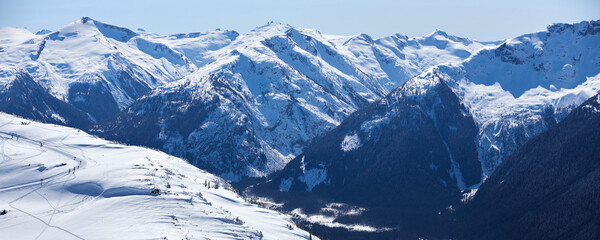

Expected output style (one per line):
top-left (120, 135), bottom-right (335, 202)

top-left (1, 17), bottom-right (499, 179)
top-left (0, 17), bottom-right (195, 123)
top-left (1, 17), bottom-right (599, 239)
top-left (249, 20), bottom-right (600, 239)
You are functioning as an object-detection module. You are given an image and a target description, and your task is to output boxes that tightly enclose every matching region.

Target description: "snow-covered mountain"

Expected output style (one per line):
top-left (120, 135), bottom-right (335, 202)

top-left (330, 29), bottom-right (500, 91)
top-left (0, 17), bottom-right (196, 123)
top-left (2, 16), bottom-right (598, 240)
top-left (143, 29), bottom-right (240, 67)
top-left (0, 113), bottom-right (316, 240)
top-left (249, 68), bottom-right (483, 239)
top-left (248, 20), bottom-right (600, 239)
top-left (0, 18), bottom-right (493, 180)
top-left (441, 20), bottom-right (600, 178)
top-left (457, 93), bottom-right (600, 240)
top-left (282, 19), bottom-right (600, 189)
top-left (0, 71), bottom-right (92, 128)
top-left (91, 21), bottom-right (496, 180)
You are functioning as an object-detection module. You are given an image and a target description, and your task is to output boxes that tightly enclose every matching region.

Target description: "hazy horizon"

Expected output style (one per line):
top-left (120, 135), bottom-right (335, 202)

top-left (1, 0), bottom-right (599, 41)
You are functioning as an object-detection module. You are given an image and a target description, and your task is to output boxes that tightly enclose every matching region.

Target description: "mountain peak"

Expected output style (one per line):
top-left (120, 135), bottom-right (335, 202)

top-left (392, 33), bottom-right (409, 40)
top-left (62, 17), bottom-right (100, 30)
top-left (420, 28), bottom-right (476, 46)
top-left (35, 29), bottom-right (52, 35)
top-left (257, 21), bottom-right (291, 30)
top-left (0, 27), bottom-right (36, 45)
top-left (265, 20), bottom-right (285, 26)
top-left (81, 16), bottom-right (92, 23)
top-left (419, 29), bottom-right (445, 39)
top-left (59, 17), bottom-right (138, 42)
top-left (547, 20), bottom-right (600, 36)
top-left (357, 33), bottom-right (374, 43)
top-left (431, 28), bottom-right (448, 37)
top-left (343, 33), bottom-right (374, 45)
top-left (244, 21), bottom-right (295, 39)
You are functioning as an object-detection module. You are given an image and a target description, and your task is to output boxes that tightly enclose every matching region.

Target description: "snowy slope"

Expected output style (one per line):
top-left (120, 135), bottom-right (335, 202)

top-left (457, 93), bottom-right (600, 240)
top-left (345, 19), bottom-right (600, 187)
top-left (1, 18), bottom-right (494, 180)
top-left (249, 72), bottom-right (482, 238)
top-left (0, 71), bottom-right (93, 128)
top-left (345, 20), bottom-right (600, 187)
top-left (244, 21), bottom-right (599, 239)
top-left (93, 23), bottom-right (371, 180)
top-left (328, 29), bottom-right (499, 91)
top-left (0, 113), bottom-right (315, 240)
top-left (315, 20), bottom-right (600, 188)
top-left (0, 17), bottom-right (196, 122)
top-left (438, 20), bottom-right (600, 178)
top-left (144, 29), bottom-right (239, 67)
top-left (92, 22), bottom-right (494, 180)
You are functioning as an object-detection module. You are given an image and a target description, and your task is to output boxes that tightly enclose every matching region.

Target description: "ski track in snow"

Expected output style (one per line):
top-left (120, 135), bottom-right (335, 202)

top-left (0, 113), bottom-right (315, 240)
top-left (0, 122), bottom-right (88, 239)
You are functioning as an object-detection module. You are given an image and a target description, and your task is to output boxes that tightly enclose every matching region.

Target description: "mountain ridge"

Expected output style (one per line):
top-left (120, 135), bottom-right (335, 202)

top-left (244, 19), bottom-right (600, 239)
top-left (456, 93), bottom-right (600, 240)
top-left (87, 18), bottom-right (495, 180)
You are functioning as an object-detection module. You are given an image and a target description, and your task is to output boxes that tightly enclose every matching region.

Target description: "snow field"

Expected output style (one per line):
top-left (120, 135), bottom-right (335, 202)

top-left (0, 113), bottom-right (315, 240)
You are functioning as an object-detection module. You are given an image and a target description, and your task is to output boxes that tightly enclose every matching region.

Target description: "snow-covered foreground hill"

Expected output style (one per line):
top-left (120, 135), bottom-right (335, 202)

top-left (0, 113), bottom-right (314, 240)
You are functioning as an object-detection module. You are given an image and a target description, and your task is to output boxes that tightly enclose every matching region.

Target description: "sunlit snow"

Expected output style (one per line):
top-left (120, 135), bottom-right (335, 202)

top-left (0, 113), bottom-right (315, 240)
top-left (341, 132), bottom-right (362, 152)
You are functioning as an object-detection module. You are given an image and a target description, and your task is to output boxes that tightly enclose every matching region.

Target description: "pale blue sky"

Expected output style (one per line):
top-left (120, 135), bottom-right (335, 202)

top-left (1, 0), bottom-right (598, 41)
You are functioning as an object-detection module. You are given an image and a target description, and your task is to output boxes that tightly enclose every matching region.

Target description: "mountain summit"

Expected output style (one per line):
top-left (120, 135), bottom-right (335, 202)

top-left (86, 19), bottom-right (494, 180)
top-left (0, 17), bottom-right (196, 123)
top-left (248, 20), bottom-right (600, 239)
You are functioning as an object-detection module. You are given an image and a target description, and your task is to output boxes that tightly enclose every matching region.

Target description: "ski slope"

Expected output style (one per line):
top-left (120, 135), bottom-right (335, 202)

top-left (0, 113), bottom-right (315, 240)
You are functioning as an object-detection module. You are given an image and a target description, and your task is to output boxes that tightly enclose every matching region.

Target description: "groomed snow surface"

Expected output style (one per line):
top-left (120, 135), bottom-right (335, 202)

top-left (0, 113), bottom-right (315, 240)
